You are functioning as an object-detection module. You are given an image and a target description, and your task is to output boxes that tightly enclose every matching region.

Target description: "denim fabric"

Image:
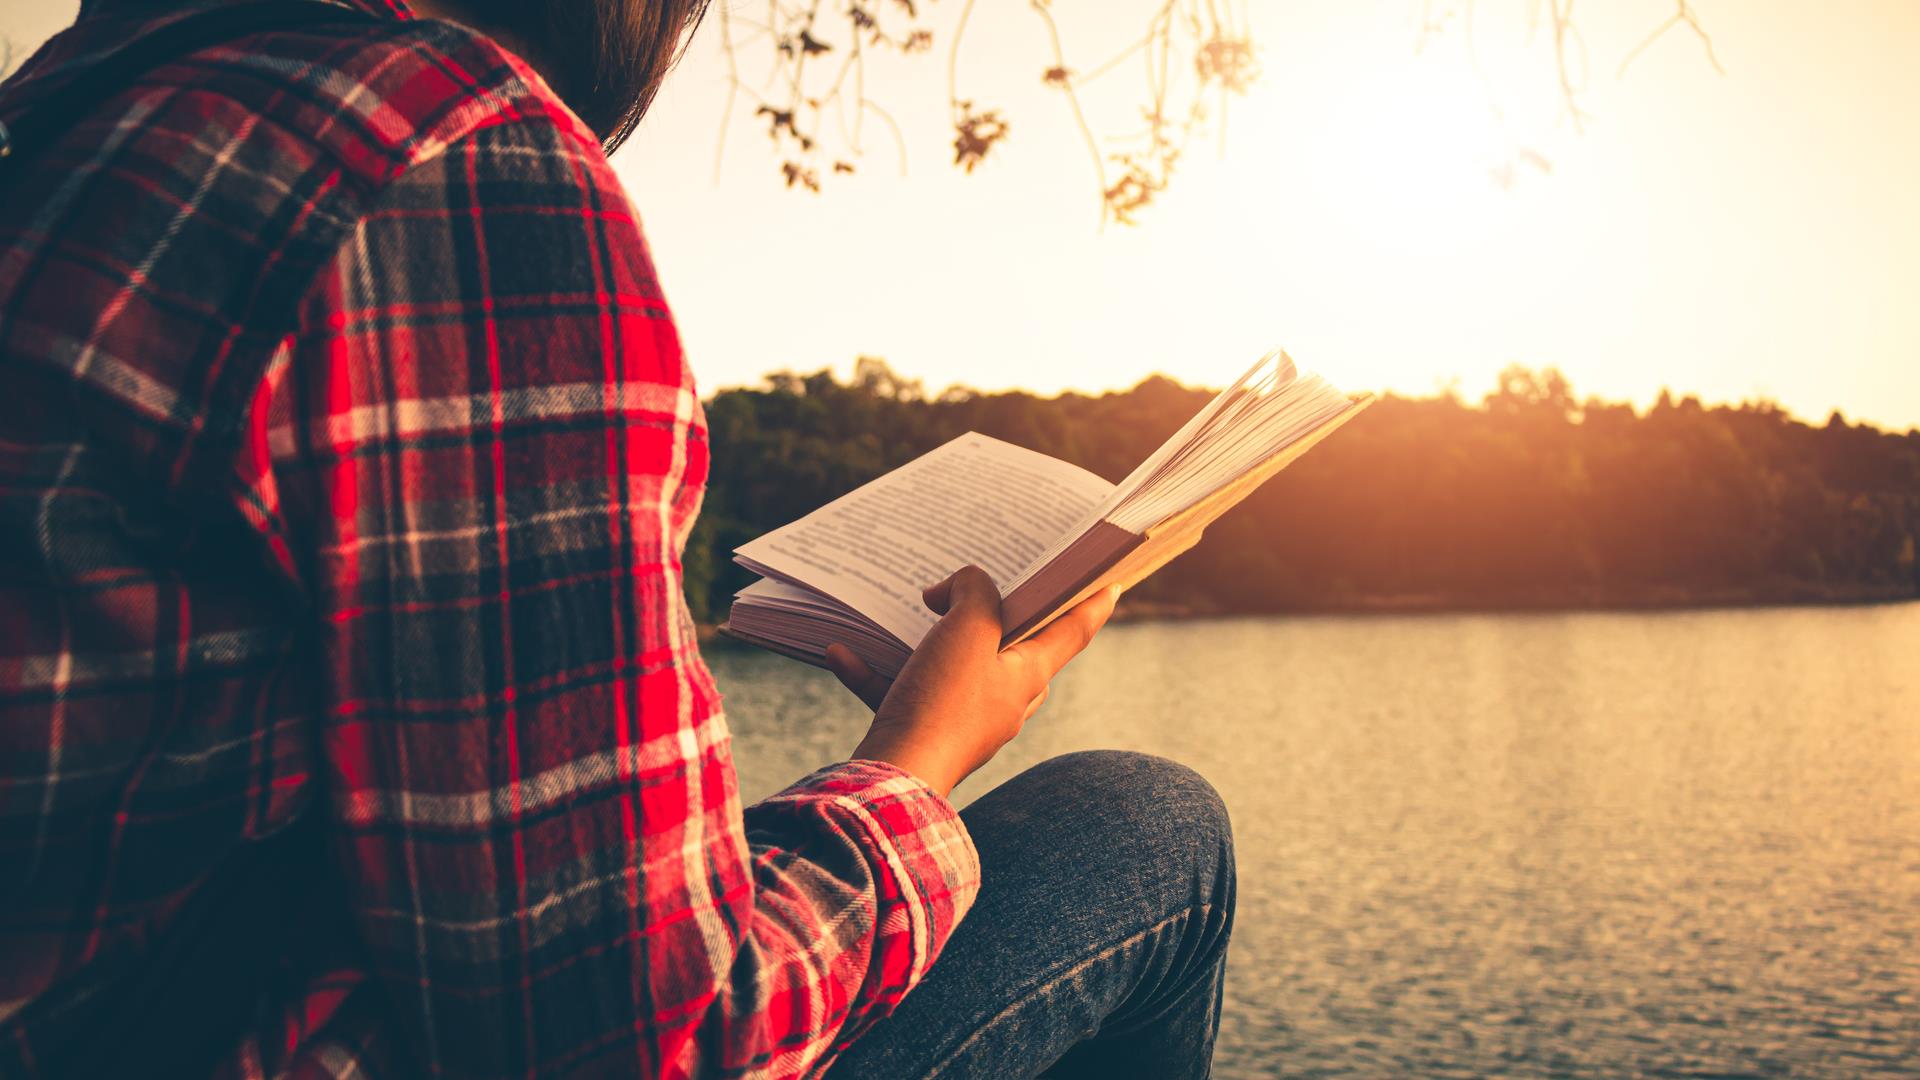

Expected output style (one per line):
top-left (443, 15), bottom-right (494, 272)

top-left (830, 751), bottom-right (1237, 1080)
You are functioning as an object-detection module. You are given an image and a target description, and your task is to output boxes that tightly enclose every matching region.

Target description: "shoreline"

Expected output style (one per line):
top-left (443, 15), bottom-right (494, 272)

top-left (697, 584), bottom-right (1917, 645)
top-left (1152, 581), bottom-right (1920, 619)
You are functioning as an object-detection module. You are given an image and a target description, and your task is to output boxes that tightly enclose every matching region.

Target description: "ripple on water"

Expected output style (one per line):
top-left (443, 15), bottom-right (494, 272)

top-left (712, 603), bottom-right (1920, 1078)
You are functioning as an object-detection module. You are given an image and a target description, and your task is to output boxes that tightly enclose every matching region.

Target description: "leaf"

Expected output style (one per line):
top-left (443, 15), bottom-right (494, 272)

top-left (952, 104), bottom-right (1009, 173)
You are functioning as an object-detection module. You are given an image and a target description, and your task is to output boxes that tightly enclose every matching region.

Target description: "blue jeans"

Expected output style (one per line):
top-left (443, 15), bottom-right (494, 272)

top-left (830, 751), bottom-right (1237, 1080)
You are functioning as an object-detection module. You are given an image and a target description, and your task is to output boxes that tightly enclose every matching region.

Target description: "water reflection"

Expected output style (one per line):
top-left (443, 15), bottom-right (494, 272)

top-left (709, 604), bottom-right (1920, 1078)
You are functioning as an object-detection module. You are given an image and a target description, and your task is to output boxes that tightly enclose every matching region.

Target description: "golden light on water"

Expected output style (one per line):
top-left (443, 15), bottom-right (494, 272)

top-left (2, 5), bottom-right (1916, 1076)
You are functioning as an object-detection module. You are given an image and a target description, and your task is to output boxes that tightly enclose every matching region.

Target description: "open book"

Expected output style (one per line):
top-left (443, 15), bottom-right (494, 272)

top-left (722, 351), bottom-right (1371, 678)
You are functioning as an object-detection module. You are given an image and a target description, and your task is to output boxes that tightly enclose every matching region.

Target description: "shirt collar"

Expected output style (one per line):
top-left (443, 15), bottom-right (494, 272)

top-left (9, 0), bottom-right (416, 103)
top-left (331, 0), bottom-right (415, 19)
top-left (76, 0), bottom-right (413, 22)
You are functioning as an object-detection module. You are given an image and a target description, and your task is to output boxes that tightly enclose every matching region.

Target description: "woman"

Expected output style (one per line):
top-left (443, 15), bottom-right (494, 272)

top-left (0, 0), bottom-right (1234, 1075)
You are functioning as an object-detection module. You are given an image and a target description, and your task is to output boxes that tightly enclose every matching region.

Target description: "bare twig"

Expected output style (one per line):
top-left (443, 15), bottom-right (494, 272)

top-left (1619, 1), bottom-right (1725, 78)
top-left (1029, 0), bottom-right (1109, 226)
top-left (707, 0), bottom-right (1252, 220)
top-left (861, 98), bottom-right (909, 176)
top-left (1549, 0), bottom-right (1589, 133)
top-left (947, 0), bottom-right (979, 123)
top-left (1074, 35), bottom-right (1154, 88)
top-left (706, 0), bottom-right (1723, 220)
top-left (714, 4), bottom-right (740, 183)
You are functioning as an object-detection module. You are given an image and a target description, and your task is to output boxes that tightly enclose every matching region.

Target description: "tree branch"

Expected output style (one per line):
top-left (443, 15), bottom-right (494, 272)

top-left (705, 0), bottom-right (1724, 221)
top-left (1619, 1), bottom-right (1726, 78)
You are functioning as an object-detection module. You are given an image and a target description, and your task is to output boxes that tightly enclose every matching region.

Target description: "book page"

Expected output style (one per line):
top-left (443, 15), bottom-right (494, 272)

top-left (1103, 353), bottom-right (1352, 532)
top-left (1000, 355), bottom-right (1280, 596)
top-left (1109, 374), bottom-right (1352, 530)
top-left (734, 433), bottom-right (1115, 647)
top-left (1001, 393), bottom-right (1372, 646)
top-left (727, 578), bottom-right (913, 675)
top-left (999, 350), bottom-right (1353, 609)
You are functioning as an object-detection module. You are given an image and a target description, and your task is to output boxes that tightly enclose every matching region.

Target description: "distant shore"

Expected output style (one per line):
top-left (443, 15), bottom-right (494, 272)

top-left (695, 583), bottom-right (1917, 648)
top-left (1147, 580), bottom-right (1920, 618)
top-left (685, 365), bottom-right (1920, 638)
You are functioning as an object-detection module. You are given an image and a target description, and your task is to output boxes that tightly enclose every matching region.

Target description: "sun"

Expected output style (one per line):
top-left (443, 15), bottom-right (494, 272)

top-left (1177, 38), bottom-right (1540, 395)
top-left (1313, 54), bottom-right (1521, 241)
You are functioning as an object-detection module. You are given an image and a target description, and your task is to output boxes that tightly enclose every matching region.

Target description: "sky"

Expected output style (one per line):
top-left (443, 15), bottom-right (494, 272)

top-left (6, 2), bottom-right (1917, 431)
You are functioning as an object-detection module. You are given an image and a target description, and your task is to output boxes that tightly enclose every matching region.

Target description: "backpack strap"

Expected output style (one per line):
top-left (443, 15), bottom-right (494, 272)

top-left (0, 1), bottom-right (379, 171)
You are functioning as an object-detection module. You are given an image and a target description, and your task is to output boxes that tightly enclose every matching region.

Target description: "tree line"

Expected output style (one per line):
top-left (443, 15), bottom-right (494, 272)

top-left (686, 359), bottom-right (1920, 624)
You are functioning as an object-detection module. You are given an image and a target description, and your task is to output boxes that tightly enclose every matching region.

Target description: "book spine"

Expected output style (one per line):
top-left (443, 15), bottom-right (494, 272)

top-left (999, 521), bottom-right (1145, 645)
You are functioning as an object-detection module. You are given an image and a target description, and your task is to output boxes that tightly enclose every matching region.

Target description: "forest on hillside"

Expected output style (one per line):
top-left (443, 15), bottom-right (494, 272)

top-left (685, 361), bottom-right (1920, 624)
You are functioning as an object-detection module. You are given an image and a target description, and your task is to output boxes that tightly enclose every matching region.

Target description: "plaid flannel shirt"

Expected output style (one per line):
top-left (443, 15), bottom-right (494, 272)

top-left (0, 2), bottom-right (979, 1076)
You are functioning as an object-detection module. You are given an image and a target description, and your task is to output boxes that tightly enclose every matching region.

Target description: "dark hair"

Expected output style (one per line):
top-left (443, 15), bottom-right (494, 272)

top-left (470, 0), bottom-right (711, 152)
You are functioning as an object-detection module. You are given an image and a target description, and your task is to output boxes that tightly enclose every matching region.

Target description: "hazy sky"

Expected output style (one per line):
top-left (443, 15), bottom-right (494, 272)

top-left (7, 2), bottom-right (1917, 430)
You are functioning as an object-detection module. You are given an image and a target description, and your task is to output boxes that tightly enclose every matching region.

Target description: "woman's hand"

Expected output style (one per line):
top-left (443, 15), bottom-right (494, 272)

top-left (828, 566), bottom-right (1119, 799)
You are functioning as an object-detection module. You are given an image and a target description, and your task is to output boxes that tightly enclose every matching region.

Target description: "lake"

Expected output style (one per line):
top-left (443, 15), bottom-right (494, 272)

top-left (707, 603), bottom-right (1920, 1078)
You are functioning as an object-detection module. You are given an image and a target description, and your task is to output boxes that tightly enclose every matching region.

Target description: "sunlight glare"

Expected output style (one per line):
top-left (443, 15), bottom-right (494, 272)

top-left (1300, 49), bottom-right (1520, 261)
top-left (1203, 41), bottom-right (1539, 396)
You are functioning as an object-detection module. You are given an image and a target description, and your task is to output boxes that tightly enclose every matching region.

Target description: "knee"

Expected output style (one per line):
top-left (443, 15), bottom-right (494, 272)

top-left (1023, 750), bottom-right (1235, 906)
top-left (1028, 750), bottom-right (1229, 833)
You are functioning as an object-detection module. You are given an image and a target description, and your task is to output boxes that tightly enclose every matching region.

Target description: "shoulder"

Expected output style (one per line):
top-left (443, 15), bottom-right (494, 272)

top-left (273, 20), bottom-right (697, 478)
top-left (0, 10), bottom-right (639, 495)
top-left (160, 12), bottom-right (599, 194)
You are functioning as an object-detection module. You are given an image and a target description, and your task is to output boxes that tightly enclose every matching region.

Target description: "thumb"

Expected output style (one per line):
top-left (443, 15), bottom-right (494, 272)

top-left (932, 565), bottom-right (1003, 633)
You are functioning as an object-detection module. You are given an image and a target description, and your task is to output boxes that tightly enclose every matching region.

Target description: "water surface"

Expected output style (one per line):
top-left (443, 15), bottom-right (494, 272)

top-left (709, 604), bottom-right (1920, 1078)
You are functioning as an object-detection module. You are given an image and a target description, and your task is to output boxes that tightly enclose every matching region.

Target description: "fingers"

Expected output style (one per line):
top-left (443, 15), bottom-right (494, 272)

top-left (1008, 584), bottom-right (1120, 680)
top-left (825, 643), bottom-right (891, 712)
top-left (922, 573), bottom-right (954, 614)
top-left (923, 566), bottom-right (1002, 632)
top-left (1020, 684), bottom-right (1050, 722)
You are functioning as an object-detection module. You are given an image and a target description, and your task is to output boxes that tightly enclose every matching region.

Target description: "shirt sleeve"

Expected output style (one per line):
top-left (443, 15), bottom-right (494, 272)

top-left (268, 112), bottom-right (979, 1079)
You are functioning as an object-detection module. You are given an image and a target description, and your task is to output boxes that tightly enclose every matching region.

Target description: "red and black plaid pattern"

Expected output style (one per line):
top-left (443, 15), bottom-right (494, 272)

top-left (0, 2), bottom-right (979, 1076)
